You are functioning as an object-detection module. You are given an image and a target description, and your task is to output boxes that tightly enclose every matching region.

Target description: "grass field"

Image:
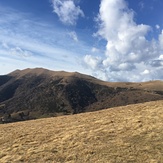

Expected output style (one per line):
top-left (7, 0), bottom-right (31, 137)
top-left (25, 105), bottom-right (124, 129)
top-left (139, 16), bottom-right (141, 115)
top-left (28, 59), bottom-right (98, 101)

top-left (0, 100), bottom-right (163, 163)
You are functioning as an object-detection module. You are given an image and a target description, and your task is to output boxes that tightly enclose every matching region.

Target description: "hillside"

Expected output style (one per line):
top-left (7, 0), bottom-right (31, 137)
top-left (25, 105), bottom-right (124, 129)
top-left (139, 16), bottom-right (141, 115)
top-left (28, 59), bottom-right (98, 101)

top-left (0, 68), bottom-right (163, 122)
top-left (0, 100), bottom-right (163, 162)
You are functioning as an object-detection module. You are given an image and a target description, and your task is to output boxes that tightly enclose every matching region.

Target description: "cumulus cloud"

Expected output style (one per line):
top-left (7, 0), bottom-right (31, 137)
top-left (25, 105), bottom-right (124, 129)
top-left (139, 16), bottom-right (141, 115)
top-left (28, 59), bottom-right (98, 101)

top-left (84, 0), bottom-right (163, 81)
top-left (141, 69), bottom-right (150, 75)
top-left (84, 55), bottom-right (102, 70)
top-left (51, 0), bottom-right (84, 25)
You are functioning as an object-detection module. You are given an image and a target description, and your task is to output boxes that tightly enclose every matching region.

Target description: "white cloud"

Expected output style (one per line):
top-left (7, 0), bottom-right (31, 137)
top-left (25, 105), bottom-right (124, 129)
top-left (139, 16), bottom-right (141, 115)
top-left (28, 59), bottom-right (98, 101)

top-left (1, 42), bottom-right (9, 49)
top-left (139, 1), bottom-right (145, 10)
top-left (91, 47), bottom-right (100, 53)
top-left (68, 31), bottom-right (78, 42)
top-left (84, 0), bottom-right (163, 81)
top-left (159, 55), bottom-right (163, 60)
top-left (141, 69), bottom-right (150, 75)
top-left (0, 6), bottom-right (91, 76)
top-left (156, 24), bottom-right (160, 29)
top-left (84, 55), bottom-right (102, 70)
top-left (51, 0), bottom-right (84, 25)
top-left (159, 30), bottom-right (163, 49)
top-left (10, 47), bottom-right (33, 58)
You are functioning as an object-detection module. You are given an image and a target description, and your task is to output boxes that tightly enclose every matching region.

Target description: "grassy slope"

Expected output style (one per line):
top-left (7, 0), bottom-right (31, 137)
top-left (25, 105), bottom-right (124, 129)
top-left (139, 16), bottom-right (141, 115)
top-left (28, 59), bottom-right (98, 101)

top-left (0, 100), bottom-right (163, 163)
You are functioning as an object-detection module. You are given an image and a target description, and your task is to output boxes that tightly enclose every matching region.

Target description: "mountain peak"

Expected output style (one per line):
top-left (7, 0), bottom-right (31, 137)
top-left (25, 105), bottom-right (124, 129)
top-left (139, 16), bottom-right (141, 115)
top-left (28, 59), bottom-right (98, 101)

top-left (8, 68), bottom-right (98, 82)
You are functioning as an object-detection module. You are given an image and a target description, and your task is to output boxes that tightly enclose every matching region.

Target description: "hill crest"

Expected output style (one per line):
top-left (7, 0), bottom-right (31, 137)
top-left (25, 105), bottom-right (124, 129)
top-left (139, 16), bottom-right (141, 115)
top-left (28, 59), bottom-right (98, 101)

top-left (0, 68), bottom-right (163, 123)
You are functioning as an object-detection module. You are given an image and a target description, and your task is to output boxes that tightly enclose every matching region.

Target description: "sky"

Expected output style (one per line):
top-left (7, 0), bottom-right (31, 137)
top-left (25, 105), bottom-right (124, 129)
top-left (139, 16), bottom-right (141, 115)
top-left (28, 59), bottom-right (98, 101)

top-left (0, 0), bottom-right (163, 82)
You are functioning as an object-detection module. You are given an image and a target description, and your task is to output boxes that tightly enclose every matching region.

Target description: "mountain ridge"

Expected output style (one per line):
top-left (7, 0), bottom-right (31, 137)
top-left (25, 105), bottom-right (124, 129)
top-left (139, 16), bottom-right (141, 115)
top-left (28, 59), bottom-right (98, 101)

top-left (0, 68), bottom-right (163, 123)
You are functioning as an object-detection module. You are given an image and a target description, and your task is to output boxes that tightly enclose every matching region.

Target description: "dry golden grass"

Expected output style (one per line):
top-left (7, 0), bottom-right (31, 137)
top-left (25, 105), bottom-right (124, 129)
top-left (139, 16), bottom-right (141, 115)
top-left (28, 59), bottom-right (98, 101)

top-left (0, 100), bottom-right (163, 163)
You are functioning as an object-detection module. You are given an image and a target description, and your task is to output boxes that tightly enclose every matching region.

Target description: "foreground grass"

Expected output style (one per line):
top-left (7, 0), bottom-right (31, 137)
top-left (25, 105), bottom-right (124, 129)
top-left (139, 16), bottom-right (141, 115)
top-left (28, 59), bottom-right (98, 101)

top-left (0, 101), bottom-right (163, 163)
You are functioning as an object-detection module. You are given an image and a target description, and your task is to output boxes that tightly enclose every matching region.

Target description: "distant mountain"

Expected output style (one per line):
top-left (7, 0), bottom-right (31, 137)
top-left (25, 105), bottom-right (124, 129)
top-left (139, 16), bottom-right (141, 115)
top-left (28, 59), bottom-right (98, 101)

top-left (0, 68), bottom-right (163, 123)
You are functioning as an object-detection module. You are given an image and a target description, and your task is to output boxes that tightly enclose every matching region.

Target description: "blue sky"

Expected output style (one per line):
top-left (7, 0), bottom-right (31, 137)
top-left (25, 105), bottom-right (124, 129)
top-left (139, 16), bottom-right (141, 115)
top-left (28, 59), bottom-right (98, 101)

top-left (0, 0), bottom-right (163, 82)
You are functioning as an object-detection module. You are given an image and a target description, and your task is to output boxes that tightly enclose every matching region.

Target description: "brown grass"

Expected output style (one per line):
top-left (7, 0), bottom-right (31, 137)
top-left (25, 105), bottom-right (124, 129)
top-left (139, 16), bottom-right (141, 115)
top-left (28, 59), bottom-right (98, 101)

top-left (0, 100), bottom-right (163, 163)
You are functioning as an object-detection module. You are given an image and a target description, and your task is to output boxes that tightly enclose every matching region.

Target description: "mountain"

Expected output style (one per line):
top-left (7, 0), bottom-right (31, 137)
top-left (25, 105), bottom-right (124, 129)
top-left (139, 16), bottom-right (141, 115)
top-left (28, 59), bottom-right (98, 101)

top-left (0, 68), bottom-right (163, 122)
top-left (0, 100), bottom-right (163, 162)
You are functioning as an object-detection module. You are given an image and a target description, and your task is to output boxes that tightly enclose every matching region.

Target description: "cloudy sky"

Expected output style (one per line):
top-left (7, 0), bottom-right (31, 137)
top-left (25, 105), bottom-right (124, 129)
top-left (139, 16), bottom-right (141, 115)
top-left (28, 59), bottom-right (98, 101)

top-left (0, 0), bottom-right (163, 82)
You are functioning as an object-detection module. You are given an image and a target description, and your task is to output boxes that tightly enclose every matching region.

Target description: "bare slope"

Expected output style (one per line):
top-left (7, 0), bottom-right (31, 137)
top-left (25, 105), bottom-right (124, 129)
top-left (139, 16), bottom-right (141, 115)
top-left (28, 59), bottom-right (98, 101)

top-left (0, 100), bottom-right (163, 163)
top-left (0, 68), bottom-right (163, 122)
